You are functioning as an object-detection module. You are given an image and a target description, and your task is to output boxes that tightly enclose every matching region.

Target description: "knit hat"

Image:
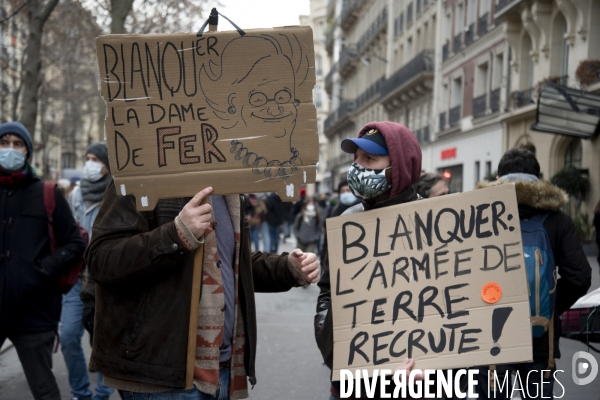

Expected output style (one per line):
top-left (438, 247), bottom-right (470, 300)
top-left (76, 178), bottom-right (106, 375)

top-left (355, 121), bottom-right (422, 197)
top-left (86, 142), bottom-right (110, 172)
top-left (0, 121), bottom-right (33, 159)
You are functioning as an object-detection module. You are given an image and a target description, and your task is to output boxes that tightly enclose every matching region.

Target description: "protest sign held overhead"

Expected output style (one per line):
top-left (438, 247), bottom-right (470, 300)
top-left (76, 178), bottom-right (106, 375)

top-left (96, 26), bottom-right (318, 210)
top-left (326, 184), bottom-right (533, 379)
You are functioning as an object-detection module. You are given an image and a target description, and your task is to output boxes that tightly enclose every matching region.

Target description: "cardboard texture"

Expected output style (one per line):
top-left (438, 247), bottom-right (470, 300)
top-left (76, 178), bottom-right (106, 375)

top-left (96, 27), bottom-right (318, 210)
top-left (326, 184), bottom-right (533, 379)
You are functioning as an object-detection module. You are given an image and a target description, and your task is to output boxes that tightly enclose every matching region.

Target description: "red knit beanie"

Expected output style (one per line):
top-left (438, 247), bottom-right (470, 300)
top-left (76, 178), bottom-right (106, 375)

top-left (355, 121), bottom-right (422, 197)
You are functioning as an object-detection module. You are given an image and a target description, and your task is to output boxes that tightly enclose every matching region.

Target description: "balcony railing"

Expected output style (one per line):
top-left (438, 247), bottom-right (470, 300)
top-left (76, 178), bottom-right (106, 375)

top-left (356, 8), bottom-right (387, 55)
top-left (511, 87), bottom-right (535, 109)
top-left (325, 62), bottom-right (337, 92)
top-left (490, 88), bottom-right (501, 112)
top-left (340, 0), bottom-right (361, 30)
top-left (465, 24), bottom-right (474, 46)
top-left (496, 0), bottom-right (518, 15)
top-left (325, 24), bottom-right (335, 51)
top-left (442, 42), bottom-right (449, 61)
top-left (477, 13), bottom-right (489, 37)
top-left (381, 50), bottom-right (434, 99)
top-left (453, 33), bottom-right (462, 52)
top-left (324, 100), bottom-right (355, 132)
top-left (439, 112), bottom-right (446, 131)
top-left (473, 94), bottom-right (487, 118)
top-left (407, 2), bottom-right (413, 24)
top-left (449, 105), bottom-right (461, 127)
top-left (356, 77), bottom-right (385, 111)
top-left (423, 126), bottom-right (430, 142)
top-left (339, 45), bottom-right (357, 74)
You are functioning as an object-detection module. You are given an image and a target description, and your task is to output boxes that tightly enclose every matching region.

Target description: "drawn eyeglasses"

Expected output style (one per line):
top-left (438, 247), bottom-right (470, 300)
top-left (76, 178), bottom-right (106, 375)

top-left (249, 90), bottom-right (292, 107)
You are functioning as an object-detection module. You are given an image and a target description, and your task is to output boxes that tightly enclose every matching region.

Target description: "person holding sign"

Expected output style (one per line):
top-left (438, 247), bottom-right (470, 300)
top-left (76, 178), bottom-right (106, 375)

top-left (84, 185), bottom-right (319, 400)
top-left (474, 148), bottom-right (591, 399)
top-left (314, 121), bottom-right (423, 399)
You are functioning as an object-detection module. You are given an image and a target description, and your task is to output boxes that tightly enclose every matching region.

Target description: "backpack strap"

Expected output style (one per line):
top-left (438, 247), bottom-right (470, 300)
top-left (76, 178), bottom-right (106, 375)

top-left (546, 314), bottom-right (555, 378)
top-left (528, 212), bottom-right (550, 224)
top-left (43, 182), bottom-right (57, 253)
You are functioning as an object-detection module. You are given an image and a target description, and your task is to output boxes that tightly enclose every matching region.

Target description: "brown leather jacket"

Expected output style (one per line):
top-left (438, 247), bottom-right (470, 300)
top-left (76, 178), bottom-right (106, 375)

top-left (85, 181), bottom-right (302, 388)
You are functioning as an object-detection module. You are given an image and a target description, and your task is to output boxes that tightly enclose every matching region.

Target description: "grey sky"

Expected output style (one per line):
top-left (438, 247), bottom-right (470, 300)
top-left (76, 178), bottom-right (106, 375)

top-left (207, 0), bottom-right (310, 30)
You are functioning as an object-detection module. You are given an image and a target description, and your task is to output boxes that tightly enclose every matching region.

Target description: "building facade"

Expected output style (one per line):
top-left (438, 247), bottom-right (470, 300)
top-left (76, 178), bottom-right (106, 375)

top-left (302, 0), bottom-right (332, 194)
top-left (320, 0), bottom-right (599, 221)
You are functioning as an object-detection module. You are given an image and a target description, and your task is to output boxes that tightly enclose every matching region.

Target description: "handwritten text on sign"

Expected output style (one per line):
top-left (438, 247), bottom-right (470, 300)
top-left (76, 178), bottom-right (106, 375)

top-left (96, 27), bottom-right (319, 209)
top-left (326, 184), bottom-right (533, 378)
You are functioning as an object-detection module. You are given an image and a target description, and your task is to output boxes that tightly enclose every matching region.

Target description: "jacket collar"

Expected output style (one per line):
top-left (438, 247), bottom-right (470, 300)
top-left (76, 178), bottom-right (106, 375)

top-left (362, 185), bottom-right (420, 211)
top-left (477, 179), bottom-right (567, 212)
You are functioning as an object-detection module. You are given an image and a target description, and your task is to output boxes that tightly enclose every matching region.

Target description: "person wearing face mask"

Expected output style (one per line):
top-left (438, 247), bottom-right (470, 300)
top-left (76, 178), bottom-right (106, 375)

top-left (329, 180), bottom-right (360, 218)
top-left (0, 121), bottom-right (86, 400)
top-left (61, 142), bottom-right (114, 400)
top-left (293, 199), bottom-right (322, 254)
top-left (314, 122), bottom-right (423, 399)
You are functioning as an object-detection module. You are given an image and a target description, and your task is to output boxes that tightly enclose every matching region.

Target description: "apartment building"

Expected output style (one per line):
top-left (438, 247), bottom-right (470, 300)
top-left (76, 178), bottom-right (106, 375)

top-left (301, 0), bottom-right (332, 194)
top-left (495, 0), bottom-right (600, 217)
top-left (324, 0), bottom-right (436, 190)
top-left (429, 0), bottom-right (509, 193)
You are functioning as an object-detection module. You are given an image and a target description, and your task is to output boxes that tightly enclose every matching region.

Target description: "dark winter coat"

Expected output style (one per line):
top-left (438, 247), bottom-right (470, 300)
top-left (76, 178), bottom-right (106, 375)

top-left (314, 186), bottom-right (420, 397)
top-left (264, 193), bottom-right (286, 227)
top-left (85, 181), bottom-right (303, 388)
top-left (0, 175), bottom-right (85, 335)
top-left (478, 179), bottom-right (591, 360)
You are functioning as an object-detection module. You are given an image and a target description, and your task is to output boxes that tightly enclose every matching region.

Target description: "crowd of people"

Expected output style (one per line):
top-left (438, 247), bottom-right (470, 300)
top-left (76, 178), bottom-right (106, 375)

top-left (0, 118), bottom-right (598, 400)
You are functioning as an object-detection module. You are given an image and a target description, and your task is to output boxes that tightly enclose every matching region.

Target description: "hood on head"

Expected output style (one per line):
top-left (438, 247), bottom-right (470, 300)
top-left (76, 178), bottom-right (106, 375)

top-left (356, 121), bottom-right (422, 197)
top-left (477, 179), bottom-right (567, 211)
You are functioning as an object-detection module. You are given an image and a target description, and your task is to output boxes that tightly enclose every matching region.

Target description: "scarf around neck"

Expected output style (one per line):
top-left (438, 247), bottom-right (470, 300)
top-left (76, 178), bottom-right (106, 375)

top-left (80, 175), bottom-right (110, 203)
top-left (0, 164), bottom-right (34, 186)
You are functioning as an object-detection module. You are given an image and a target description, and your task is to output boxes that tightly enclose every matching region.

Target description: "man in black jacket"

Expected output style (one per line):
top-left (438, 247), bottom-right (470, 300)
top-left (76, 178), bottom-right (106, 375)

top-left (475, 148), bottom-right (592, 399)
top-left (0, 121), bottom-right (86, 400)
top-left (314, 121), bottom-right (423, 399)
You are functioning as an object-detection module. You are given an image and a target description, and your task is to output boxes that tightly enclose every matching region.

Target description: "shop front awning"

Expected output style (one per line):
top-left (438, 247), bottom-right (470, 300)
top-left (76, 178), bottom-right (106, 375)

top-left (531, 83), bottom-right (600, 139)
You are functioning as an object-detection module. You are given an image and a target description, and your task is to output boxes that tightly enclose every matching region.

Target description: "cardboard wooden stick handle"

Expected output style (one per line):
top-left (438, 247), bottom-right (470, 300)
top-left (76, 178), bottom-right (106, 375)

top-left (186, 197), bottom-right (208, 387)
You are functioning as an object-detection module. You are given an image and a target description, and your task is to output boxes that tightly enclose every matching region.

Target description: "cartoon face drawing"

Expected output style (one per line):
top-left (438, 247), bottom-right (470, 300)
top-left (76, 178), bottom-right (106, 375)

top-left (239, 56), bottom-right (298, 139)
top-left (200, 35), bottom-right (311, 179)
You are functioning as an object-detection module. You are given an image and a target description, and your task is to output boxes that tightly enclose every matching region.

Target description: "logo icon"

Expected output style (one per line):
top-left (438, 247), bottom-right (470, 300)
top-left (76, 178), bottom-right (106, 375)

top-left (572, 351), bottom-right (598, 385)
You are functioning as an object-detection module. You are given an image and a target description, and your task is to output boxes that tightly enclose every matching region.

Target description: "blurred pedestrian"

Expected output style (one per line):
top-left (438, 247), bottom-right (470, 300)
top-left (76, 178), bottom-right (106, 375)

top-left (246, 194), bottom-right (264, 252)
top-left (414, 172), bottom-right (449, 198)
top-left (0, 121), bottom-right (85, 400)
top-left (293, 198), bottom-right (321, 254)
top-left (474, 148), bottom-right (591, 398)
top-left (264, 192), bottom-right (286, 253)
top-left (62, 142), bottom-right (114, 400)
top-left (329, 180), bottom-right (360, 218)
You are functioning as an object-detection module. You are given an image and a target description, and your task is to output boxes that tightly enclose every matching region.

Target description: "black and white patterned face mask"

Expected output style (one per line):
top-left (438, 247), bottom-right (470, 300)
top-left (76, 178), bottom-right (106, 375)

top-left (347, 162), bottom-right (391, 200)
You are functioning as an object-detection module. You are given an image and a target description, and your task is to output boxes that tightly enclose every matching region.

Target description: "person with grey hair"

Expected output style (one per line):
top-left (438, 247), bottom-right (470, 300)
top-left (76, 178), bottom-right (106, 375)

top-left (61, 142), bottom-right (114, 400)
top-left (414, 172), bottom-right (449, 198)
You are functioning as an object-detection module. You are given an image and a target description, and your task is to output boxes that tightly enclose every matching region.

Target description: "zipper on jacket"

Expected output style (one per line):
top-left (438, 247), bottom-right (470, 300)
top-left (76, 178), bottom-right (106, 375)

top-left (535, 248), bottom-right (542, 317)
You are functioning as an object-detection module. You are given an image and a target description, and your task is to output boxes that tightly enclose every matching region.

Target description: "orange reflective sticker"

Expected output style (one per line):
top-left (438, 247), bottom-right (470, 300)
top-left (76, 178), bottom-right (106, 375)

top-left (481, 282), bottom-right (502, 304)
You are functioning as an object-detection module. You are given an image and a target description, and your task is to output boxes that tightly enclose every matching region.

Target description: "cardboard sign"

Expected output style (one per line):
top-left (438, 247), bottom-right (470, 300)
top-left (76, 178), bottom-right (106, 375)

top-left (96, 27), bottom-right (318, 210)
top-left (326, 184), bottom-right (533, 378)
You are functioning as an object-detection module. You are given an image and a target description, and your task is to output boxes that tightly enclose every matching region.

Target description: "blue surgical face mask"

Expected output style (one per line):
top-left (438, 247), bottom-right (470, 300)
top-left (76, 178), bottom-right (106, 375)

top-left (339, 191), bottom-right (357, 206)
top-left (0, 148), bottom-right (26, 171)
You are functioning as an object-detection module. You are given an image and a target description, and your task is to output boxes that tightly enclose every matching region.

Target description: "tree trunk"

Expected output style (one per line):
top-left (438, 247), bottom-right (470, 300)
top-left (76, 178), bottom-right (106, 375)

top-left (110, 0), bottom-right (134, 34)
top-left (18, 0), bottom-right (60, 138)
top-left (96, 0), bottom-right (134, 143)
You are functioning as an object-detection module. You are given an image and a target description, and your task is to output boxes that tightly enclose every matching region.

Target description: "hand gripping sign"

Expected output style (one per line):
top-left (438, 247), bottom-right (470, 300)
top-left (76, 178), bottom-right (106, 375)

top-left (96, 26), bottom-right (318, 210)
top-left (326, 184), bottom-right (534, 378)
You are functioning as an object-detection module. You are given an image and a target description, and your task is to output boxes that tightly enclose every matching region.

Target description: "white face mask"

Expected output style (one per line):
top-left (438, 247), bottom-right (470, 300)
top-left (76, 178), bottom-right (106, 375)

top-left (339, 191), bottom-right (357, 206)
top-left (0, 148), bottom-right (26, 171)
top-left (83, 160), bottom-right (105, 182)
